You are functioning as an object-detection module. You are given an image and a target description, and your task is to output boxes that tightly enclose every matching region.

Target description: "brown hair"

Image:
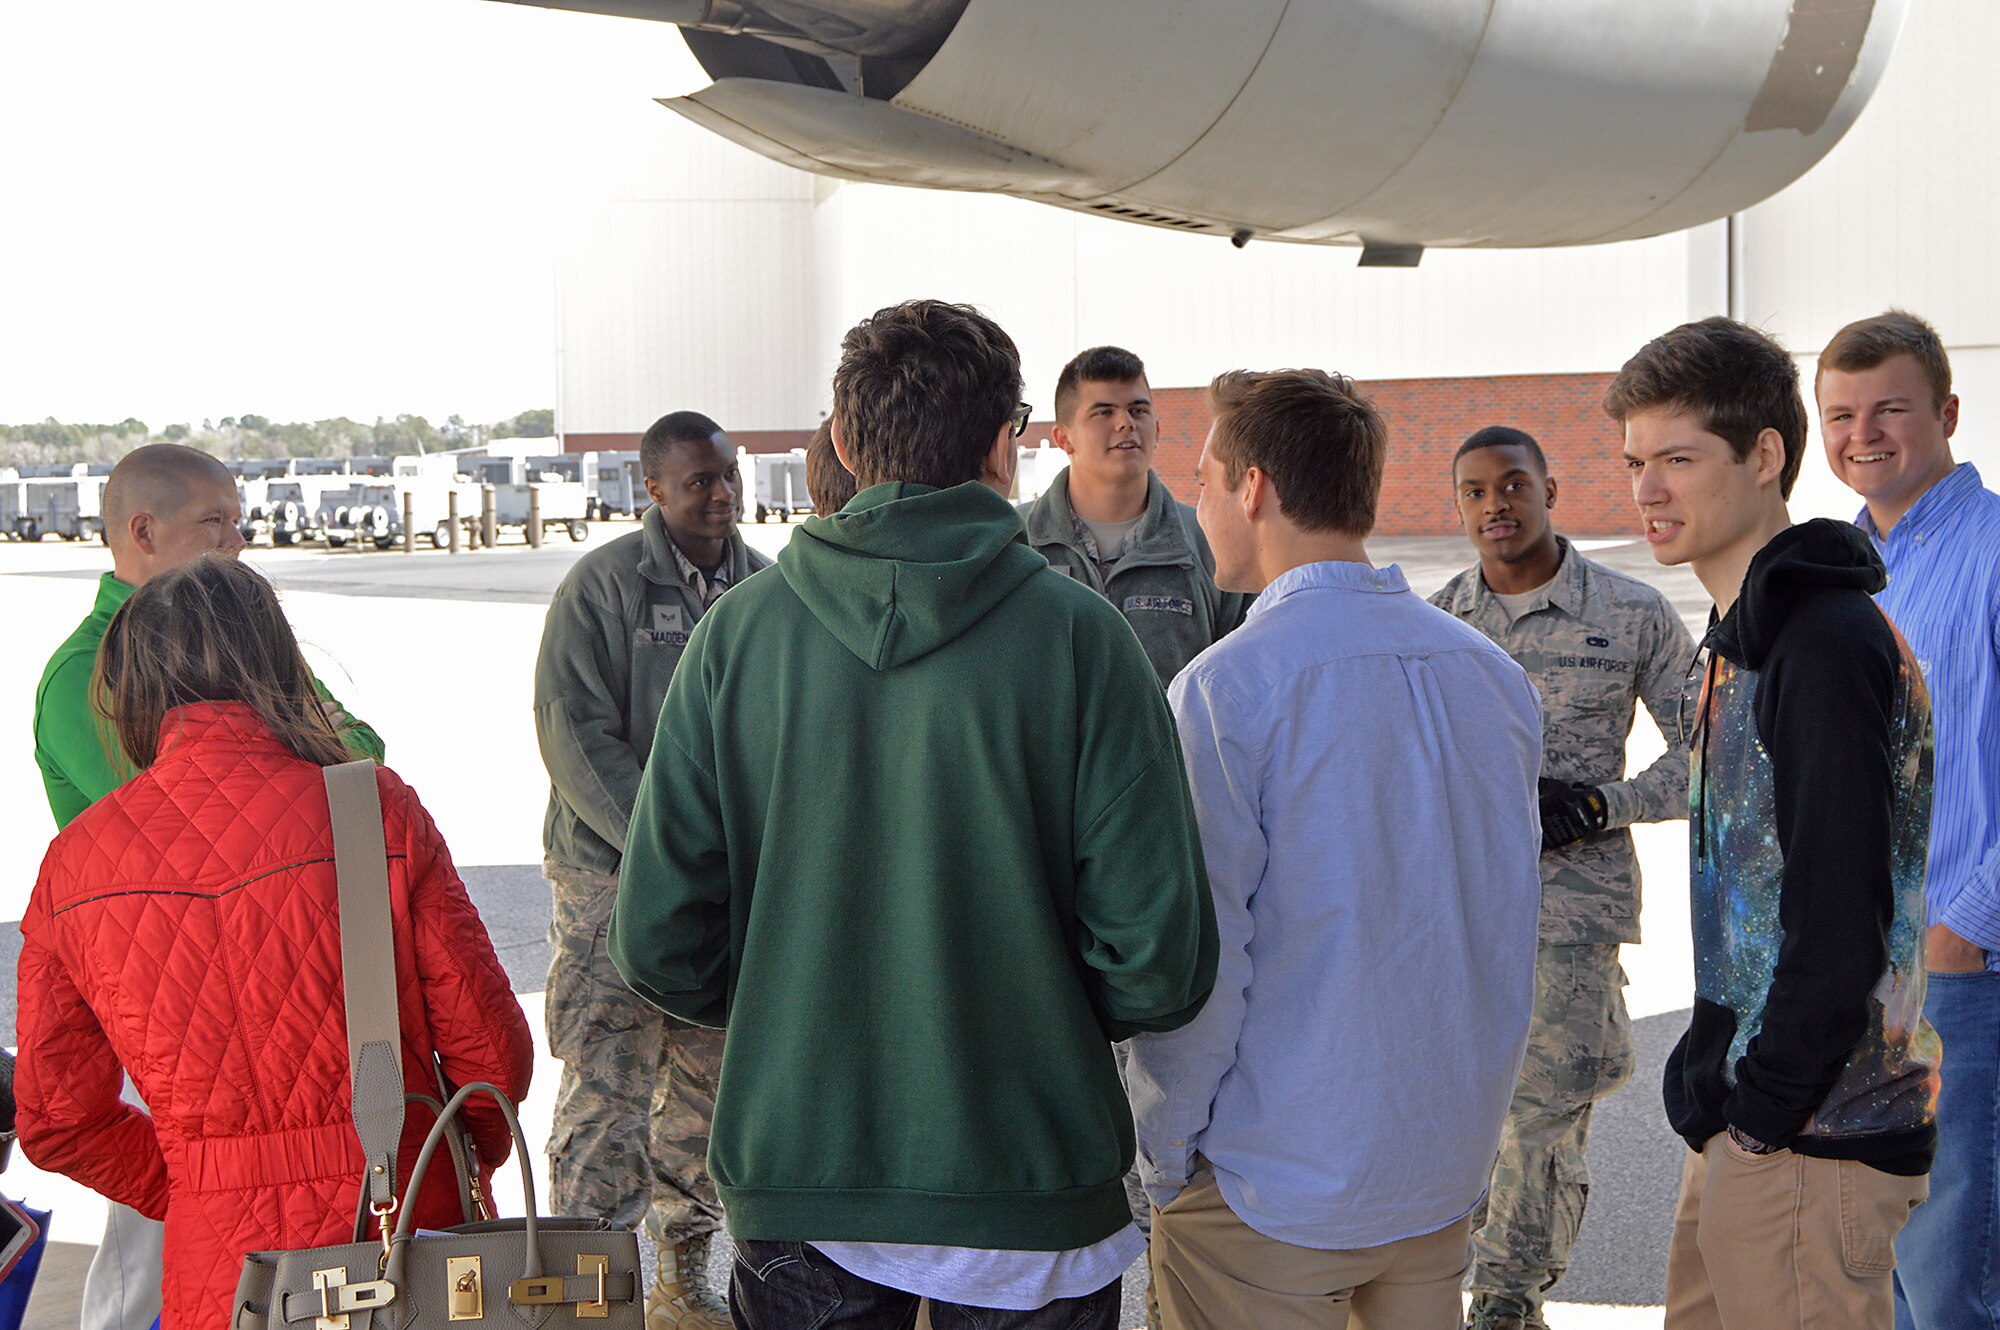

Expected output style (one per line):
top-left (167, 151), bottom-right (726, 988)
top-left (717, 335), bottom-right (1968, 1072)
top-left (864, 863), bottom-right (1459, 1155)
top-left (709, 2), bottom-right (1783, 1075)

top-left (94, 555), bottom-right (358, 769)
top-left (1054, 346), bottom-right (1147, 425)
top-left (1603, 316), bottom-right (1808, 500)
top-left (1206, 369), bottom-right (1387, 537)
top-left (804, 419), bottom-right (857, 517)
top-left (832, 300), bottom-right (1021, 490)
top-left (1817, 310), bottom-right (1952, 409)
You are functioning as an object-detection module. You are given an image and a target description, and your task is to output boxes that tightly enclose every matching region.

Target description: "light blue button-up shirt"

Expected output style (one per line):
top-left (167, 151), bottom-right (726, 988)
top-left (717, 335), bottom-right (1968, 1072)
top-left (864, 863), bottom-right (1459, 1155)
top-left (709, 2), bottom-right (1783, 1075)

top-left (1127, 559), bottom-right (1544, 1251)
top-left (1860, 462), bottom-right (2000, 959)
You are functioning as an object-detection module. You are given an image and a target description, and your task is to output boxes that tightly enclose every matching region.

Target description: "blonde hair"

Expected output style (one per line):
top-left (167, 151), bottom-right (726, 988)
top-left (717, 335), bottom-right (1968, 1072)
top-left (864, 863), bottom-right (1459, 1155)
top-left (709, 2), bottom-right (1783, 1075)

top-left (94, 556), bottom-right (358, 769)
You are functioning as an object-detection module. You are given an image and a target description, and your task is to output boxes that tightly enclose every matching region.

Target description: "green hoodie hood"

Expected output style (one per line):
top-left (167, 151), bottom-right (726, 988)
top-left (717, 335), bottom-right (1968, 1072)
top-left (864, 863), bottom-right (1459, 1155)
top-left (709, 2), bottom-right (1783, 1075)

top-left (776, 480), bottom-right (1047, 670)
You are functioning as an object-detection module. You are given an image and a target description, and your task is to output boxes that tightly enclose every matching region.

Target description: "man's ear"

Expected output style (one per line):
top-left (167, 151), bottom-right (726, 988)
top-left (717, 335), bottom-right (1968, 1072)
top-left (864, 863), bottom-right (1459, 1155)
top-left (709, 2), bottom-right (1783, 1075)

top-left (641, 474), bottom-right (666, 510)
top-left (1942, 393), bottom-right (1961, 441)
top-left (830, 418), bottom-right (857, 477)
top-left (1050, 421), bottom-right (1076, 457)
top-left (1240, 465), bottom-right (1268, 523)
top-left (1754, 427), bottom-right (1788, 486)
top-left (129, 512), bottom-right (157, 555)
top-left (981, 422), bottom-right (1017, 496)
top-left (1545, 474), bottom-right (1559, 509)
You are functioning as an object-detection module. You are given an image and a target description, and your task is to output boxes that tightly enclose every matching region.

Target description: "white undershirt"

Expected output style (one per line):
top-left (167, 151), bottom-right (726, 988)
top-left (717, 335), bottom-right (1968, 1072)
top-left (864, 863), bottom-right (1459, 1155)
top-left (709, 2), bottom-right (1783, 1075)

top-left (1080, 515), bottom-right (1142, 568)
top-left (814, 1223), bottom-right (1145, 1311)
top-left (1492, 574), bottom-right (1556, 623)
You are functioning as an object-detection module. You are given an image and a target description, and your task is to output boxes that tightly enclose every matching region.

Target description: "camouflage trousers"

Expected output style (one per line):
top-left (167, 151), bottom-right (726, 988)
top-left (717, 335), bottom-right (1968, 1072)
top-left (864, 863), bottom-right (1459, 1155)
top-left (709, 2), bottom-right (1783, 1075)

top-left (544, 858), bottom-right (725, 1247)
top-left (1467, 943), bottom-right (1635, 1320)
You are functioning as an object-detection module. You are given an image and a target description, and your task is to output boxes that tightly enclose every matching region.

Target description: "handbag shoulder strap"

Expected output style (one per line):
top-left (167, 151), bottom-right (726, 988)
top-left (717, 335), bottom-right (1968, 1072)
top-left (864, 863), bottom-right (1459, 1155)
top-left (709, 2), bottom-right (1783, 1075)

top-left (324, 759), bottom-right (405, 1213)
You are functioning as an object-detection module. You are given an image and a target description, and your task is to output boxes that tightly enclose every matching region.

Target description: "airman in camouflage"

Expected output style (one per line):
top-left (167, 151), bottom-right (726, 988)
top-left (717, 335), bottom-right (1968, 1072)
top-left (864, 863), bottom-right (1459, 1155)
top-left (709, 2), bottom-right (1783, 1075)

top-left (1430, 427), bottom-right (1694, 1330)
top-left (546, 857), bottom-right (725, 1252)
top-left (534, 411), bottom-right (770, 1329)
top-left (1020, 346), bottom-right (1247, 690)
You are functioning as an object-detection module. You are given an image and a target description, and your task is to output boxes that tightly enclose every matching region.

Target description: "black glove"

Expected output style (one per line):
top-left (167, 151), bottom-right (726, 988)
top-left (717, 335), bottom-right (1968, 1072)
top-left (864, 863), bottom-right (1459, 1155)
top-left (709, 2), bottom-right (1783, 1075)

top-left (1539, 779), bottom-right (1609, 850)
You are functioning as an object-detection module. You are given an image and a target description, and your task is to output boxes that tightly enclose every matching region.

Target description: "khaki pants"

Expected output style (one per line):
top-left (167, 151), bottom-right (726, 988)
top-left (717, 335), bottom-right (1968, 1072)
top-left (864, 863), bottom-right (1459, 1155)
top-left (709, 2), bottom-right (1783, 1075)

top-left (1150, 1162), bottom-right (1472, 1330)
top-left (1665, 1133), bottom-right (1928, 1329)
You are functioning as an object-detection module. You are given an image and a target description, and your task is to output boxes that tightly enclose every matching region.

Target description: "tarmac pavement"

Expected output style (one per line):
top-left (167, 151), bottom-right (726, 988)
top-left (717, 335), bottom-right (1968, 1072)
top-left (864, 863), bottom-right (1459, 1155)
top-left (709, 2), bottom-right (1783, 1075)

top-left (0, 520), bottom-right (1702, 1328)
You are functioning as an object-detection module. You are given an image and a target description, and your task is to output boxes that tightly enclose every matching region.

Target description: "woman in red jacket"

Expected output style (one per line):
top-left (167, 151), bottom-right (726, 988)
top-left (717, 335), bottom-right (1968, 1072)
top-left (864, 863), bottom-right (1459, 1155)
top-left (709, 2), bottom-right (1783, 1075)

top-left (14, 556), bottom-right (535, 1329)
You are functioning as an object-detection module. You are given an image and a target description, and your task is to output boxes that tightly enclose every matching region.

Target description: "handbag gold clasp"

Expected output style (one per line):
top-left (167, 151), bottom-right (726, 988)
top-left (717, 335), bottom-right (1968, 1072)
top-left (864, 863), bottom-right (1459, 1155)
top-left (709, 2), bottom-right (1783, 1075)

top-left (370, 1196), bottom-right (398, 1272)
top-left (466, 1172), bottom-right (492, 1223)
top-left (510, 1274), bottom-right (563, 1305)
top-left (313, 1268), bottom-right (349, 1330)
top-left (578, 1254), bottom-right (609, 1319)
top-left (447, 1255), bottom-right (483, 1320)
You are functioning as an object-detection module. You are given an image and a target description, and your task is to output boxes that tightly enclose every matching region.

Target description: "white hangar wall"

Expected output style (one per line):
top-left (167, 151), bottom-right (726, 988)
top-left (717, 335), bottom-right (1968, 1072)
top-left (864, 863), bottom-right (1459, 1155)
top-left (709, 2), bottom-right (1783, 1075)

top-left (1733, 0), bottom-right (2000, 520)
top-left (554, 0), bottom-right (1999, 523)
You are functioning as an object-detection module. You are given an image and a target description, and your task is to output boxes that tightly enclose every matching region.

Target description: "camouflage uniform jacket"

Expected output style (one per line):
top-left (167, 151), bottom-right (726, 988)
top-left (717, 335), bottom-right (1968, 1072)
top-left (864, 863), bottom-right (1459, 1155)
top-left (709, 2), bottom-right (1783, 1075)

top-left (1431, 539), bottom-right (1695, 944)
top-left (1022, 468), bottom-right (1248, 687)
top-left (534, 505), bottom-right (771, 876)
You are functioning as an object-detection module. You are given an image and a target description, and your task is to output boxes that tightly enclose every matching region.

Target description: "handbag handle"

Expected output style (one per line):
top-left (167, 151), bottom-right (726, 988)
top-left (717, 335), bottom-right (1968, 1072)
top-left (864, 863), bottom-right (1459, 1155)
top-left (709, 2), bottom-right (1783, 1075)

top-left (408, 1091), bottom-right (487, 1225)
top-left (351, 1091), bottom-right (483, 1240)
top-left (324, 760), bottom-right (406, 1219)
top-left (384, 1081), bottom-right (542, 1282)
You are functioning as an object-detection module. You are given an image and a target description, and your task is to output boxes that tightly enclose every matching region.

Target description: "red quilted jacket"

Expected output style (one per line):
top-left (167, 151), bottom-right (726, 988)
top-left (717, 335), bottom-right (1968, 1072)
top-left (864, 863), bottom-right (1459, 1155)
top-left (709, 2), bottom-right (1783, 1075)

top-left (16, 702), bottom-right (535, 1330)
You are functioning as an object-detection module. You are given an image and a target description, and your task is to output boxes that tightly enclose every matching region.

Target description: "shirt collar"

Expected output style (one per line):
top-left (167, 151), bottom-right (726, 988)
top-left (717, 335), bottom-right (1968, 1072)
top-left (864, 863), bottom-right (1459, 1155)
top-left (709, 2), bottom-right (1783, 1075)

top-left (670, 537), bottom-right (731, 604)
top-left (1032, 468), bottom-right (1188, 564)
top-left (1856, 462), bottom-right (1983, 543)
top-left (1247, 560), bottom-right (1410, 621)
top-left (638, 504), bottom-right (736, 601)
top-left (1451, 536), bottom-right (1581, 619)
top-left (96, 571), bottom-right (135, 616)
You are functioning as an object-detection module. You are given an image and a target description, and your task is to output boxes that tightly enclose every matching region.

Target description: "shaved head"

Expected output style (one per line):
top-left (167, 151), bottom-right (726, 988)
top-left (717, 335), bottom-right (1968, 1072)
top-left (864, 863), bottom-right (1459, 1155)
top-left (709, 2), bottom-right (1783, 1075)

top-left (104, 445), bottom-right (233, 550)
top-left (104, 444), bottom-right (245, 583)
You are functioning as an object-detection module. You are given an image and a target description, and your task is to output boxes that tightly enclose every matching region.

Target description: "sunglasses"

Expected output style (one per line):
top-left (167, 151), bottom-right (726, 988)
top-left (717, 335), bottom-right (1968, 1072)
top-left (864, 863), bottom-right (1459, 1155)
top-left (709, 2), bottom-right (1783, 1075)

top-left (1009, 403), bottom-right (1033, 439)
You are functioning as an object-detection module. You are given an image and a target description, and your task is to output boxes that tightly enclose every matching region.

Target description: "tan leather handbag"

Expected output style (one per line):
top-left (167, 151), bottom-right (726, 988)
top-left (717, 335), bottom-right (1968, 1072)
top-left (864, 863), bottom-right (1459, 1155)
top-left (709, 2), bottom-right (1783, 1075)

top-left (232, 761), bottom-right (641, 1327)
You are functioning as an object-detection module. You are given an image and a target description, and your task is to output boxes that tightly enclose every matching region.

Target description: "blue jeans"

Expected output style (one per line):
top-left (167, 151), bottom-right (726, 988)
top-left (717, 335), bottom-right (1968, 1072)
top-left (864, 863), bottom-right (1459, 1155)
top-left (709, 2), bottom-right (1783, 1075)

top-left (730, 1240), bottom-right (1121, 1330)
top-left (1896, 969), bottom-right (2000, 1329)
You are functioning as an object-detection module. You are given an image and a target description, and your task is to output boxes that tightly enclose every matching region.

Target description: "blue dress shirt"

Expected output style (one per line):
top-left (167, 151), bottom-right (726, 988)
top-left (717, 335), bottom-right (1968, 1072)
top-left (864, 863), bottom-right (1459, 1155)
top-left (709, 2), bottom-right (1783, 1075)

top-left (1861, 462), bottom-right (2000, 959)
top-left (1128, 560), bottom-right (1544, 1250)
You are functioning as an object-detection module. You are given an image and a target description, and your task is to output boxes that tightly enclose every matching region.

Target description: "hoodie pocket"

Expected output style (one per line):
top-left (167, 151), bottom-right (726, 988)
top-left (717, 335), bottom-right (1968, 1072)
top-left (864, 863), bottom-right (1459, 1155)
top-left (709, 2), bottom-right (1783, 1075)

top-left (1664, 998), bottom-right (1737, 1144)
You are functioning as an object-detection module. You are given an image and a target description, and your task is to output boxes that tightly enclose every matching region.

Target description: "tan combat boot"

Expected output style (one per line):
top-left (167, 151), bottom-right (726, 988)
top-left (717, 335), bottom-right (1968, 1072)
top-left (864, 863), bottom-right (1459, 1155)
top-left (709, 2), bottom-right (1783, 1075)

top-left (646, 1234), bottom-right (732, 1330)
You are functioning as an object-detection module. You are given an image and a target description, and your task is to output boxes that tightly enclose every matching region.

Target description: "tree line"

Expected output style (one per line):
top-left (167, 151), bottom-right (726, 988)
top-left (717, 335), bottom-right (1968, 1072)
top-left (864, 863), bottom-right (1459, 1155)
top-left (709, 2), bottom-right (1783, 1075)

top-left (0, 409), bottom-right (556, 469)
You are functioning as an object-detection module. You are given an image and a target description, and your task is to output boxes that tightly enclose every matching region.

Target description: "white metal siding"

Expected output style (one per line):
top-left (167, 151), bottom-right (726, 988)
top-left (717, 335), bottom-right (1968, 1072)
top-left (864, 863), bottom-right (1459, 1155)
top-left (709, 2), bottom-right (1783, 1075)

top-left (557, 0), bottom-right (1996, 475)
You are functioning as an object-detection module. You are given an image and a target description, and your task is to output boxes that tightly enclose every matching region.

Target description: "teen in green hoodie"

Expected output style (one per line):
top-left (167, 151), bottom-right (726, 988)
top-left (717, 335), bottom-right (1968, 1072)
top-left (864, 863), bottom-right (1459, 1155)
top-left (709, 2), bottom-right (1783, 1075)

top-left (612, 300), bottom-right (1217, 1327)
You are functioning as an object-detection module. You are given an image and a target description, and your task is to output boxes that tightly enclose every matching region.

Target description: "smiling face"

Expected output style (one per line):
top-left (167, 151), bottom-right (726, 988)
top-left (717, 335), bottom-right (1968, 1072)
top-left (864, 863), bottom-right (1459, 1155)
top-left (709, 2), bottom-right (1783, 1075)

top-left (1623, 408), bottom-right (1782, 570)
top-left (644, 432), bottom-right (741, 552)
top-left (1055, 377), bottom-right (1157, 486)
top-left (1818, 353), bottom-right (1958, 526)
top-left (1452, 442), bottom-right (1557, 569)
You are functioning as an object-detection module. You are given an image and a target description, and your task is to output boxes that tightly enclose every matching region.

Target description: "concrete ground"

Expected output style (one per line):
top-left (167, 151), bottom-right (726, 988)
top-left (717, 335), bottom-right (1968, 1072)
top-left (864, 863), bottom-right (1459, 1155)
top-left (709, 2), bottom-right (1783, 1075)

top-left (0, 519), bottom-right (1701, 1329)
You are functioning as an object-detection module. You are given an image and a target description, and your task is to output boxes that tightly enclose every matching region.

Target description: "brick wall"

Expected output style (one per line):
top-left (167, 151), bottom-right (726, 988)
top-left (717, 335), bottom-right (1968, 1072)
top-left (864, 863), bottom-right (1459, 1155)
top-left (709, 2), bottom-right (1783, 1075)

top-left (1137, 371), bottom-right (1635, 538)
top-left (569, 372), bottom-right (1640, 538)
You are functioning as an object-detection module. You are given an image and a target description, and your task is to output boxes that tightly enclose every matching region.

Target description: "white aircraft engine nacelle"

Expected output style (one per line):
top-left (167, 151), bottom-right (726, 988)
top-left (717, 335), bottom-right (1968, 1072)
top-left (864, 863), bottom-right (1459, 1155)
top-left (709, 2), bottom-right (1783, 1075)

top-left (503, 0), bottom-right (1909, 251)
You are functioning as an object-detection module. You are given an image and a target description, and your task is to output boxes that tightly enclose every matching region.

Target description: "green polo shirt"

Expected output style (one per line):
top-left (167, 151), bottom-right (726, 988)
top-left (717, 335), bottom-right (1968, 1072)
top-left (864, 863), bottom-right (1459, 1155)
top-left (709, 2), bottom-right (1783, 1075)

top-left (33, 572), bottom-right (386, 829)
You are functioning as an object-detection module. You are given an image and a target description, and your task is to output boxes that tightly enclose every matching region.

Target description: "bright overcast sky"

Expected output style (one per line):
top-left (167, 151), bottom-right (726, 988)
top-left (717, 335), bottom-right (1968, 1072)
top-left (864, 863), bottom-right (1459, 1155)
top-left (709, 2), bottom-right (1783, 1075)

top-left (0, 0), bottom-right (705, 428)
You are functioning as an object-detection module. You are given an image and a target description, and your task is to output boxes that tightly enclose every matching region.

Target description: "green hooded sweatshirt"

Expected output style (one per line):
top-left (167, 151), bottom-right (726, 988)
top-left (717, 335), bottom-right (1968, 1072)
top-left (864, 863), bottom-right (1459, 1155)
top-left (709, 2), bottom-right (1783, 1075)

top-left (611, 480), bottom-right (1218, 1252)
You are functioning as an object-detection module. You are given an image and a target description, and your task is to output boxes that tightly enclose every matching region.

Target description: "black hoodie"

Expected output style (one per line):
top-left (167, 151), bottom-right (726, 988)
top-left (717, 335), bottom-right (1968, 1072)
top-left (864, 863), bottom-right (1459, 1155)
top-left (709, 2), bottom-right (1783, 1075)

top-left (1666, 519), bottom-right (1938, 1173)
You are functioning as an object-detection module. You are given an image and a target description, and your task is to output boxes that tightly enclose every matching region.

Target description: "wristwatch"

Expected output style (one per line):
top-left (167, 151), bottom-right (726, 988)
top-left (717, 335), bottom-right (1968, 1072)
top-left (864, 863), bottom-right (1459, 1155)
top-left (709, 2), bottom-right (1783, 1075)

top-left (1727, 1124), bottom-right (1781, 1155)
